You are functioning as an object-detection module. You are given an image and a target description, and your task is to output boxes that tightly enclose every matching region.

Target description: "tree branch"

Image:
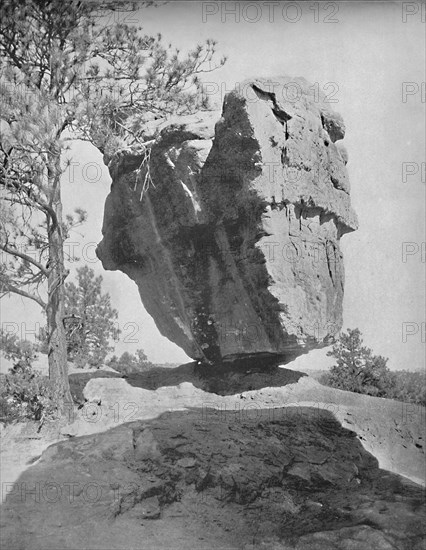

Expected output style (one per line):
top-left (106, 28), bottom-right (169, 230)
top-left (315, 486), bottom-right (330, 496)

top-left (0, 242), bottom-right (49, 277)
top-left (0, 283), bottom-right (47, 309)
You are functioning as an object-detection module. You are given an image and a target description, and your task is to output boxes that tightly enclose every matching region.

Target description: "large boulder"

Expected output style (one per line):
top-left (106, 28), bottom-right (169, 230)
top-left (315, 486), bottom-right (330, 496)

top-left (97, 76), bottom-right (358, 364)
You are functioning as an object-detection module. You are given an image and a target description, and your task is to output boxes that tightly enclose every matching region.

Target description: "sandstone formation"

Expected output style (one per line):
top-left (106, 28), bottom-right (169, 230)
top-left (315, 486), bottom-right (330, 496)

top-left (2, 407), bottom-right (425, 549)
top-left (97, 76), bottom-right (358, 364)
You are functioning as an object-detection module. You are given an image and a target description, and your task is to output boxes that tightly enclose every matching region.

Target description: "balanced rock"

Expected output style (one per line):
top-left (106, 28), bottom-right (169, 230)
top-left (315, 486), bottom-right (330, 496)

top-left (97, 76), bottom-right (358, 364)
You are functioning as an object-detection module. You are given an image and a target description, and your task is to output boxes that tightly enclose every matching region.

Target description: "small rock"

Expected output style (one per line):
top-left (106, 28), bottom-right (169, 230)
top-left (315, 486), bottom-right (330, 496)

top-left (287, 463), bottom-right (312, 482)
top-left (127, 496), bottom-right (161, 520)
top-left (176, 457), bottom-right (196, 468)
top-left (133, 428), bottom-right (161, 461)
top-left (305, 500), bottom-right (323, 512)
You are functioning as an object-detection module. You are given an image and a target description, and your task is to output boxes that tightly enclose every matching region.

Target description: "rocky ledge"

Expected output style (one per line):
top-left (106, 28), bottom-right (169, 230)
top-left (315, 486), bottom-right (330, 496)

top-left (2, 407), bottom-right (424, 549)
top-left (97, 76), bottom-right (358, 364)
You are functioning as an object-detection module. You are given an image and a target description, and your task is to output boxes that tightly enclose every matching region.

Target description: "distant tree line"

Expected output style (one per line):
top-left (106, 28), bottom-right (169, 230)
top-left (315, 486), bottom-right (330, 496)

top-left (107, 349), bottom-right (153, 376)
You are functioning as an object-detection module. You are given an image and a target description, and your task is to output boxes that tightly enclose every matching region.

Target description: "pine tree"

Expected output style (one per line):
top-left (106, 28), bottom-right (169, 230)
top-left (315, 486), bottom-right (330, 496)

top-left (325, 328), bottom-right (395, 397)
top-left (62, 266), bottom-right (120, 368)
top-left (0, 0), bottom-right (225, 413)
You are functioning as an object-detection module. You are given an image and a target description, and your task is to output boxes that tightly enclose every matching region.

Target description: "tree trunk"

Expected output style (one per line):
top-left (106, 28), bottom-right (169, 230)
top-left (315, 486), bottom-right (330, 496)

top-left (47, 152), bottom-right (73, 415)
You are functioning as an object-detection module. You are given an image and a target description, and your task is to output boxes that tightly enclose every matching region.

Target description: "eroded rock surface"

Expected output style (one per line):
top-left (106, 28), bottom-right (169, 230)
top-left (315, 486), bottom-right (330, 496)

top-left (2, 408), bottom-right (424, 550)
top-left (97, 76), bottom-right (358, 363)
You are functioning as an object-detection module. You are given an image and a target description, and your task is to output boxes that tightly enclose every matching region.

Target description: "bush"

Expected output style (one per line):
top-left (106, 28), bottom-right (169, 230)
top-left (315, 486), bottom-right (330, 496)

top-left (0, 330), bottom-right (56, 424)
top-left (0, 363), bottom-right (57, 424)
top-left (390, 371), bottom-right (426, 407)
top-left (320, 368), bottom-right (426, 406)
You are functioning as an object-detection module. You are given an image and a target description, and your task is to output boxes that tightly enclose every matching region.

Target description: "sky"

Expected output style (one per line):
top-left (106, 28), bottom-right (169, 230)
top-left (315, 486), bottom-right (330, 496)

top-left (1, 1), bottom-right (425, 371)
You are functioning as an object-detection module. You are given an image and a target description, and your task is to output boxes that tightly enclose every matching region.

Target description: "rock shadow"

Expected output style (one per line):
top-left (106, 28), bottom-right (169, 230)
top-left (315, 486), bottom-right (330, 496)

top-left (124, 355), bottom-right (306, 396)
top-left (69, 370), bottom-right (123, 404)
top-left (69, 357), bottom-right (306, 401)
top-left (1, 406), bottom-right (425, 550)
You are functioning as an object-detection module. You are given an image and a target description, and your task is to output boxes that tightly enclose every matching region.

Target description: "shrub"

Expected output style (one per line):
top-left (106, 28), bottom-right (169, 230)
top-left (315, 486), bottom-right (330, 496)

top-left (0, 362), bottom-right (57, 424)
top-left (0, 331), bottom-right (56, 424)
top-left (390, 371), bottom-right (426, 407)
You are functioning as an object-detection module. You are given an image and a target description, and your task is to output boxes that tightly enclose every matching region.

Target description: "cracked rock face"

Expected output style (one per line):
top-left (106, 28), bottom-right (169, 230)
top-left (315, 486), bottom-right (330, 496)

top-left (97, 76), bottom-right (358, 364)
top-left (3, 407), bottom-right (425, 549)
